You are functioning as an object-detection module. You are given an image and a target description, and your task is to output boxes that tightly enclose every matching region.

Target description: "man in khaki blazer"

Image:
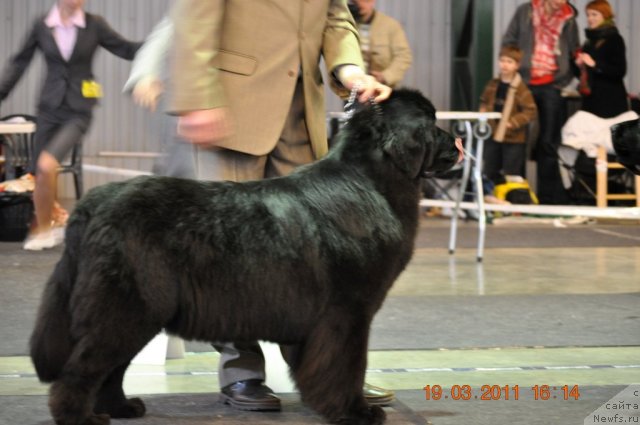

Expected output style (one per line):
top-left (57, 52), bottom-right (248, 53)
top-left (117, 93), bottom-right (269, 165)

top-left (352, 0), bottom-right (413, 88)
top-left (167, 0), bottom-right (394, 411)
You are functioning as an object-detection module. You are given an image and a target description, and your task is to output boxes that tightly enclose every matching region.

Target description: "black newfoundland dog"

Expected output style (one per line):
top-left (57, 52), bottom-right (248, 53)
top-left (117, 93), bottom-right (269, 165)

top-left (30, 89), bottom-right (460, 425)
top-left (611, 118), bottom-right (640, 175)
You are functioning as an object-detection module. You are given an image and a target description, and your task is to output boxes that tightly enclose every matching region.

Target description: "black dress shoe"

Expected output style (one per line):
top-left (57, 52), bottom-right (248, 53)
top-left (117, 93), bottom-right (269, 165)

top-left (220, 379), bottom-right (281, 411)
top-left (363, 383), bottom-right (395, 406)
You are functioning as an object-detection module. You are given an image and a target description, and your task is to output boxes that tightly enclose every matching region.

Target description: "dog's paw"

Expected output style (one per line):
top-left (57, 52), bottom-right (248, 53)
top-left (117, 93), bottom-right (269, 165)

top-left (334, 405), bottom-right (386, 425)
top-left (79, 413), bottom-right (111, 425)
top-left (367, 405), bottom-right (386, 424)
top-left (53, 413), bottom-right (110, 425)
top-left (108, 397), bottom-right (146, 418)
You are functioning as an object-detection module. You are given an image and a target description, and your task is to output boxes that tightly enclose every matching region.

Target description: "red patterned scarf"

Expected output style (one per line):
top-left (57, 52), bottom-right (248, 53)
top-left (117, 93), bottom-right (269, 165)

top-left (530, 0), bottom-right (573, 85)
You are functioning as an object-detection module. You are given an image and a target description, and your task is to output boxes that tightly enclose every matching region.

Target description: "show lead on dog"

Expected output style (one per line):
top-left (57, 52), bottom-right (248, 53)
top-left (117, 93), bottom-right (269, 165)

top-left (167, 0), bottom-right (394, 413)
top-left (0, 0), bottom-right (141, 250)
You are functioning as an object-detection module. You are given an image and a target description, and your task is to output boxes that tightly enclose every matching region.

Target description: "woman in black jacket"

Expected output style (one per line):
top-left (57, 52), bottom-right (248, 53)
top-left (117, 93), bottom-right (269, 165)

top-left (0, 0), bottom-right (140, 250)
top-left (573, 0), bottom-right (629, 118)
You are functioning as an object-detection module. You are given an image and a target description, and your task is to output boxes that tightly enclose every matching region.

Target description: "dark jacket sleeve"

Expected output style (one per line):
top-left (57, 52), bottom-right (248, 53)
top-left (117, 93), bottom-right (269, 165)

top-left (95, 15), bottom-right (142, 60)
top-left (0, 19), bottom-right (40, 101)
top-left (594, 34), bottom-right (627, 80)
top-left (547, 7), bottom-right (580, 88)
top-left (502, 4), bottom-right (526, 47)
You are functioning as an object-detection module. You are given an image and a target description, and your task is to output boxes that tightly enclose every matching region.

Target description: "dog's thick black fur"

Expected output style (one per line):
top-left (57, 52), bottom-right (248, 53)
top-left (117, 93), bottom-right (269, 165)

top-left (611, 119), bottom-right (640, 175)
top-left (30, 89), bottom-right (459, 425)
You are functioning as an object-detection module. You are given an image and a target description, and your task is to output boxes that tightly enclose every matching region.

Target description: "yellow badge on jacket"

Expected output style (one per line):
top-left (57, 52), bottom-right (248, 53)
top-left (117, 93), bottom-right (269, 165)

top-left (82, 80), bottom-right (103, 98)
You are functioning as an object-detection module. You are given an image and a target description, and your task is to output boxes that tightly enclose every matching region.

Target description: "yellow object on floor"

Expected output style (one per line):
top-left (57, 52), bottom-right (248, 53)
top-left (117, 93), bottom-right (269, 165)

top-left (494, 180), bottom-right (539, 205)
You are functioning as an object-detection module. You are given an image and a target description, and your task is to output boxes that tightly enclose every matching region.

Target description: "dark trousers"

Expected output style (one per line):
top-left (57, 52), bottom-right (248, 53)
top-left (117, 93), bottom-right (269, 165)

top-left (529, 84), bottom-right (569, 204)
top-left (205, 78), bottom-right (313, 388)
top-left (483, 138), bottom-right (526, 184)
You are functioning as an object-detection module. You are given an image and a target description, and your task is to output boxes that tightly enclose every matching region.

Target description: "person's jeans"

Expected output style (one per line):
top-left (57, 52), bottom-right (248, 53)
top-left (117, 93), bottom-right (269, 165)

top-left (529, 84), bottom-right (570, 205)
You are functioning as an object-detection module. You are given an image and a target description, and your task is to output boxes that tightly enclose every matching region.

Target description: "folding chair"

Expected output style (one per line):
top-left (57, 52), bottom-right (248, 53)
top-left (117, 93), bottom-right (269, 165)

top-left (1, 114), bottom-right (83, 199)
top-left (0, 114), bottom-right (37, 180)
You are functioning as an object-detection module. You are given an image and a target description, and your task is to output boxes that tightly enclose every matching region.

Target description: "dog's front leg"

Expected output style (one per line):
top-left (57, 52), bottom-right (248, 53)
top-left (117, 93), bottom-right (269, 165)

top-left (93, 362), bottom-right (146, 418)
top-left (291, 309), bottom-right (385, 425)
top-left (49, 370), bottom-right (110, 425)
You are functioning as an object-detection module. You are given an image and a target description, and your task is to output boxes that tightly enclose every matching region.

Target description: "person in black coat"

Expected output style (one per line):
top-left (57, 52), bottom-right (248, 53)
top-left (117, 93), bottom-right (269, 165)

top-left (573, 0), bottom-right (629, 118)
top-left (0, 0), bottom-right (141, 250)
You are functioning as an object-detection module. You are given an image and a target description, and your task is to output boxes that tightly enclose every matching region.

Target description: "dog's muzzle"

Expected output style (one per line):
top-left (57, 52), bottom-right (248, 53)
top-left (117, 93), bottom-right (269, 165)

top-left (420, 128), bottom-right (462, 177)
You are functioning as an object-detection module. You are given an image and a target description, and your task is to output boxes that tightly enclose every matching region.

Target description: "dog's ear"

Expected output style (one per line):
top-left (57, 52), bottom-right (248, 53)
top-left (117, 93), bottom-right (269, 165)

top-left (382, 124), bottom-right (428, 178)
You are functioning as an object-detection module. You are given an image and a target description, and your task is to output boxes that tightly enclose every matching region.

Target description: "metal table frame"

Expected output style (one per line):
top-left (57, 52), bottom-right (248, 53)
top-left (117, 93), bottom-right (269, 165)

top-left (434, 111), bottom-right (501, 262)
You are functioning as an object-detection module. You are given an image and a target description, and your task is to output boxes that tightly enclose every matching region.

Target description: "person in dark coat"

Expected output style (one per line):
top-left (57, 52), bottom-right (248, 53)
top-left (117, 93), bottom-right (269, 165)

top-left (0, 0), bottom-right (141, 250)
top-left (573, 0), bottom-right (630, 118)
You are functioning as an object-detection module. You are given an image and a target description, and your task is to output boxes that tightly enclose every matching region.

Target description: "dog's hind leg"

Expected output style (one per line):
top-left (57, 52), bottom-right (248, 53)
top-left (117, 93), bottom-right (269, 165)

top-left (48, 340), bottom-right (118, 425)
top-left (291, 310), bottom-right (385, 425)
top-left (48, 322), bottom-right (161, 424)
top-left (93, 361), bottom-right (146, 418)
top-left (49, 338), bottom-right (157, 424)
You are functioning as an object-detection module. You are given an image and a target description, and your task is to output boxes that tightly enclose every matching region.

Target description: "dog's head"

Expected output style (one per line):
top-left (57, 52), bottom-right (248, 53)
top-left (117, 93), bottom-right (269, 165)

top-left (611, 119), bottom-right (640, 175)
top-left (344, 89), bottom-right (460, 179)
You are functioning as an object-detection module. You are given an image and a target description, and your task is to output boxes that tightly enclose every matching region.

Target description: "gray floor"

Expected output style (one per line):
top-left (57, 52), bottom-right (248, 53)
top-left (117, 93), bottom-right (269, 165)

top-left (1, 215), bottom-right (639, 425)
top-left (0, 386), bottom-right (631, 425)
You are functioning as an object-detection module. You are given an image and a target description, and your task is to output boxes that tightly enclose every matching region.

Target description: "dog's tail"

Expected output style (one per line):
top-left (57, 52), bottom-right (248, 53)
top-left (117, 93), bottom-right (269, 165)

top-left (29, 212), bottom-right (87, 382)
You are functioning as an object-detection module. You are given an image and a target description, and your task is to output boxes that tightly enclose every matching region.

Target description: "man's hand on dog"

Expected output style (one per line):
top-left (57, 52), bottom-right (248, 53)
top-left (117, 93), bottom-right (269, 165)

top-left (343, 73), bottom-right (392, 103)
top-left (337, 65), bottom-right (391, 103)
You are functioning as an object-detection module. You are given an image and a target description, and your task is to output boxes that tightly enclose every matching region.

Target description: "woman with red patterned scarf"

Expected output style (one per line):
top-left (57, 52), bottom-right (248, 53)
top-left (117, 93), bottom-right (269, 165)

top-left (503, 0), bottom-right (580, 205)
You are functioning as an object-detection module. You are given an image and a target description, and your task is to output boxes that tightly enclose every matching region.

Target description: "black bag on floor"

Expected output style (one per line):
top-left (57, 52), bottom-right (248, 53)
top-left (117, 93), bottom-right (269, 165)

top-left (0, 192), bottom-right (33, 242)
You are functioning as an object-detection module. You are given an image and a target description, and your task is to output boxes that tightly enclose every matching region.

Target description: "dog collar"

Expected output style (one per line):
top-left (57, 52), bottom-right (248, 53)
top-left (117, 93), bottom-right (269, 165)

top-left (343, 83), bottom-right (382, 121)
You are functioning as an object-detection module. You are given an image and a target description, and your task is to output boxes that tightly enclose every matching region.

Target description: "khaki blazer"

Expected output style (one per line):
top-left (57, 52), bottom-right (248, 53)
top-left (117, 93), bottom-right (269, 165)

top-left (361, 11), bottom-right (412, 88)
top-left (168, 0), bottom-right (364, 159)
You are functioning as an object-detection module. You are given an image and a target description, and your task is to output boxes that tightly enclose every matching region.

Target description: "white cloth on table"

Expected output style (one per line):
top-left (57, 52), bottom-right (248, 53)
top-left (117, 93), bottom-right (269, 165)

top-left (561, 110), bottom-right (638, 158)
